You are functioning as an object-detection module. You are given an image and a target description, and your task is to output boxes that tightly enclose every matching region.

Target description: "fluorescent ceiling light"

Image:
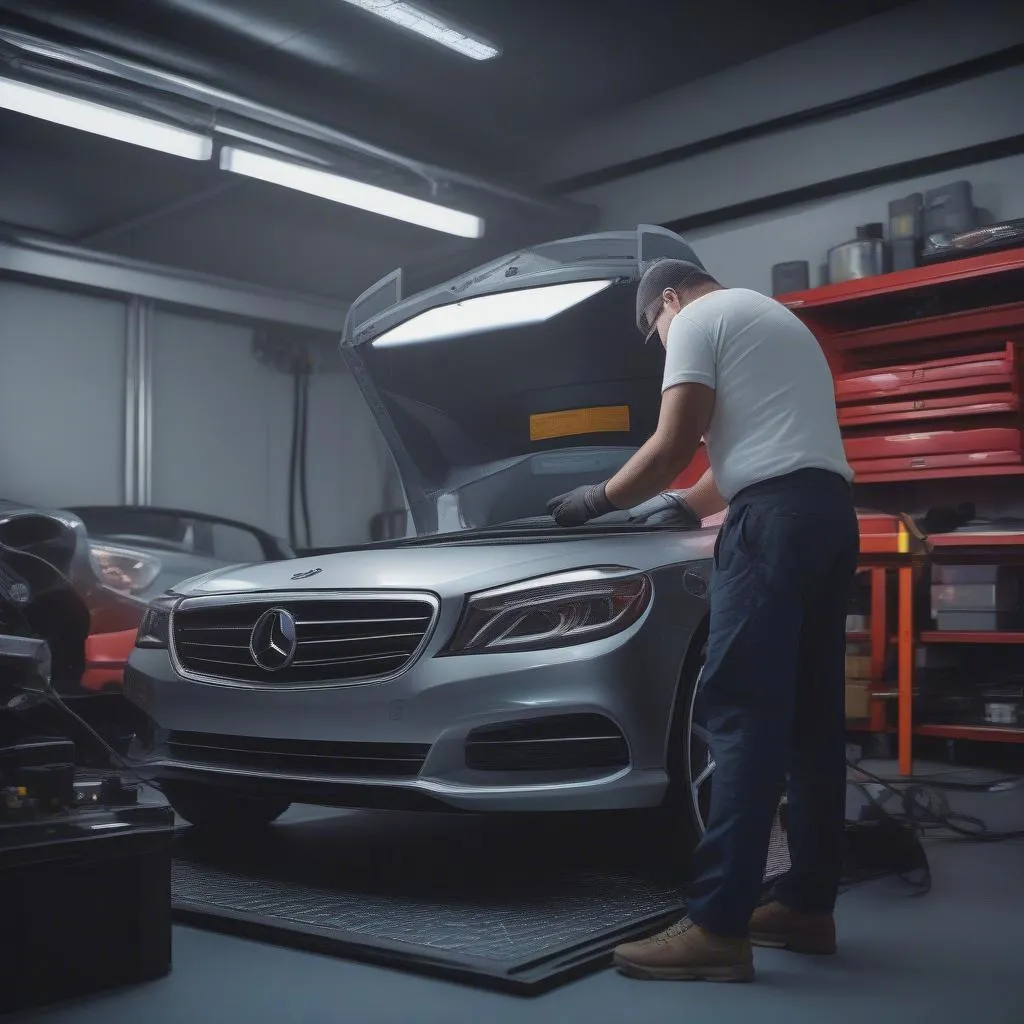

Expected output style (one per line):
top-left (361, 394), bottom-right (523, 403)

top-left (0, 77), bottom-right (213, 160)
top-left (220, 147), bottom-right (484, 238)
top-left (339, 0), bottom-right (499, 60)
top-left (373, 280), bottom-right (615, 347)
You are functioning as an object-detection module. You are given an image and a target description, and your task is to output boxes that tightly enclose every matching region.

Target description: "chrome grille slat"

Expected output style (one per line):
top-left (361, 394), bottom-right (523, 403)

top-left (297, 631), bottom-right (424, 646)
top-left (297, 616), bottom-right (430, 627)
top-left (171, 592), bottom-right (437, 687)
top-left (175, 638), bottom-right (248, 647)
top-left (178, 625), bottom-right (254, 633)
top-left (181, 655), bottom-right (254, 670)
top-left (295, 652), bottom-right (409, 668)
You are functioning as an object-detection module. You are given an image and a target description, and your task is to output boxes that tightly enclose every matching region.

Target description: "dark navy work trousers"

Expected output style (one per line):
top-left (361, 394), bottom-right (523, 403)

top-left (686, 468), bottom-right (859, 937)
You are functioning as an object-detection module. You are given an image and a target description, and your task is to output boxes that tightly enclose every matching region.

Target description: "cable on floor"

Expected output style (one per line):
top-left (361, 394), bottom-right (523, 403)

top-left (848, 761), bottom-right (1024, 842)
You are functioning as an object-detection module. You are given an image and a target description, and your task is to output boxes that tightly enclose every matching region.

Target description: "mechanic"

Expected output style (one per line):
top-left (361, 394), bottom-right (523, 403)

top-left (547, 257), bottom-right (858, 983)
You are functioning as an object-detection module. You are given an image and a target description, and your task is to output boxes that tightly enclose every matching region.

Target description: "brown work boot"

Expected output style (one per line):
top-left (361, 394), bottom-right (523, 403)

top-left (749, 901), bottom-right (836, 954)
top-left (612, 917), bottom-right (754, 982)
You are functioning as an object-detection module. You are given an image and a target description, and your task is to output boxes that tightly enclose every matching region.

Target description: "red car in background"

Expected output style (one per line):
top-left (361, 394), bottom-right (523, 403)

top-left (1, 500), bottom-right (294, 697)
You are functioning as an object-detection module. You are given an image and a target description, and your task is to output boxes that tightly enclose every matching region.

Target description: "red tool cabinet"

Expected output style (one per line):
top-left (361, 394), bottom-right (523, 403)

top-left (839, 394), bottom-right (1020, 429)
top-left (777, 245), bottom-right (1024, 774)
top-left (835, 344), bottom-right (1021, 404)
top-left (836, 343), bottom-right (1022, 428)
top-left (844, 426), bottom-right (1023, 461)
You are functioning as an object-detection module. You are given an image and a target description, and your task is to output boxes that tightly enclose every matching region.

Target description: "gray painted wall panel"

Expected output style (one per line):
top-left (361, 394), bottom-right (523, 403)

top-left (0, 280), bottom-right (126, 507)
top-left (545, 0), bottom-right (1024, 183)
top-left (576, 67), bottom-right (1024, 231)
top-left (149, 309), bottom-right (391, 546)
top-left (685, 153), bottom-right (1024, 295)
top-left (149, 310), bottom-right (287, 535)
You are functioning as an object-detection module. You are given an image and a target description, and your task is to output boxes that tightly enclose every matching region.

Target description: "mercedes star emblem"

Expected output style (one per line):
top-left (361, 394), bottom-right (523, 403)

top-left (249, 607), bottom-right (298, 672)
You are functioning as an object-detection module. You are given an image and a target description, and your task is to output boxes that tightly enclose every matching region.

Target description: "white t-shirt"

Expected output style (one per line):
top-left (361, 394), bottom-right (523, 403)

top-left (662, 288), bottom-right (852, 502)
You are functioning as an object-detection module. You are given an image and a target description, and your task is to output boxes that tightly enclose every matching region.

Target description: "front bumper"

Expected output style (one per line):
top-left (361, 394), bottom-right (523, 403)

top-left (124, 613), bottom-right (688, 813)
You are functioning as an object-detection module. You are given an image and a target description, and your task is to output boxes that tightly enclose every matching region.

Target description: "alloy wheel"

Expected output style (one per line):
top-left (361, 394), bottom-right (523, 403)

top-left (684, 666), bottom-right (715, 835)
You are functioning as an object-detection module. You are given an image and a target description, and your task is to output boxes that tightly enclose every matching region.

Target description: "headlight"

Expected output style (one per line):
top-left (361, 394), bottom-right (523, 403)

top-left (446, 567), bottom-right (652, 655)
top-left (89, 543), bottom-right (162, 595)
top-left (135, 594), bottom-right (178, 650)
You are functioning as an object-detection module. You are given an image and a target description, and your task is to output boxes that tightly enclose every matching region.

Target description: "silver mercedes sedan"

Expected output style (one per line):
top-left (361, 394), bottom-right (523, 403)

top-left (124, 225), bottom-right (719, 843)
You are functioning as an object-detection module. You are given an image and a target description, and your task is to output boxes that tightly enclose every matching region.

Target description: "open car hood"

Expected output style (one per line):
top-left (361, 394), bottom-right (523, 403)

top-left (341, 225), bottom-right (705, 534)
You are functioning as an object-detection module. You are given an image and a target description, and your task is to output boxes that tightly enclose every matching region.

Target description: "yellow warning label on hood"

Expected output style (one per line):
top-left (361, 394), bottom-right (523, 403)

top-left (530, 405), bottom-right (631, 442)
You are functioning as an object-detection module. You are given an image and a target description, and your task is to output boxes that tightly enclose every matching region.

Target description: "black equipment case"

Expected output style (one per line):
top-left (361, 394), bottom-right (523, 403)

top-left (0, 803), bottom-right (174, 1013)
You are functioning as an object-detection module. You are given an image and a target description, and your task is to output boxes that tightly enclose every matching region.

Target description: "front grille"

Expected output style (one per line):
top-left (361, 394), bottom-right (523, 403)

top-left (465, 714), bottom-right (630, 772)
top-left (166, 731), bottom-right (430, 779)
top-left (171, 594), bottom-right (436, 686)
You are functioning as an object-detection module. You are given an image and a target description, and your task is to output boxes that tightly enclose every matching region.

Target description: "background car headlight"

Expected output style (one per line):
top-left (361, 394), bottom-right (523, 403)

top-left (89, 542), bottom-right (162, 595)
top-left (446, 567), bottom-right (652, 654)
top-left (135, 594), bottom-right (178, 649)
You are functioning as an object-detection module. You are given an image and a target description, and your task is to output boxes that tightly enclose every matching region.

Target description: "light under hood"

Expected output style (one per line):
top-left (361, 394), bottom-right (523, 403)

top-left (340, 225), bottom-right (705, 534)
top-left (372, 280), bottom-right (615, 346)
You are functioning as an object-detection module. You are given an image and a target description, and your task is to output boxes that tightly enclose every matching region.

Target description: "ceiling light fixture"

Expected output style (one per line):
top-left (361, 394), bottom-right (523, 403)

top-left (338, 0), bottom-right (500, 60)
top-left (220, 147), bottom-right (484, 238)
top-left (0, 77), bottom-right (213, 160)
top-left (372, 280), bottom-right (615, 347)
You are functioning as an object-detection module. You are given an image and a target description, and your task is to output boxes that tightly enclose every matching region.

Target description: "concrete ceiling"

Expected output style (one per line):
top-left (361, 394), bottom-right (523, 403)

top-left (0, 0), bottom-right (914, 300)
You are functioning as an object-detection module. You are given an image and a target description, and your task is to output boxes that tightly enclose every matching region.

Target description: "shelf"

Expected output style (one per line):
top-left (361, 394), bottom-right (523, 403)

top-left (797, 246), bottom-right (1024, 768)
top-left (859, 534), bottom-right (906, 555)
top-left (839, 395), bottom-right (1021, 430)
top-left (854, 465), bottom-right (1024, 484)
top-left (913, 723), bottom-right (1024, 744)
top-left (851, 723), bottom-right (1024, 743)
top-left (928, 532), bottom-right (1024, 549)
top-left (776, 245), bottom-right (1024, 310)
top-left (920, 631), bottom-right (1024, 645)
top-left (825, 301), bottom-right (1024, 354)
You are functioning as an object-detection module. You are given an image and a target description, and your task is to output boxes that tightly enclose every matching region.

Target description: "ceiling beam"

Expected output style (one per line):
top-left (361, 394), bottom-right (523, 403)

top-left (76, 180), bottom-right (243, 245)
top-left (0, 227), bottom-right (351, 329)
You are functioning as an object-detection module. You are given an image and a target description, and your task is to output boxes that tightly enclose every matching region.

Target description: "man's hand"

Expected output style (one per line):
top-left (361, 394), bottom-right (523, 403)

top-left (626, 491), bottom-right (702, 528)
top-left (547, 483), bottom-right (617, 527)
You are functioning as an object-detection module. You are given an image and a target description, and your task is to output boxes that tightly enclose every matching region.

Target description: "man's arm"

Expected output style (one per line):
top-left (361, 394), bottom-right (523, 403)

top-left (604, 382), bottom-right (715, 510)
top-left (674, 466), bottom-right (727, 520)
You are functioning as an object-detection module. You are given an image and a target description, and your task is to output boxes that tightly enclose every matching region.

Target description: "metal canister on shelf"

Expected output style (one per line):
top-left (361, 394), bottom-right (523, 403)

top-left (827, 223), bottom-right (887, 284)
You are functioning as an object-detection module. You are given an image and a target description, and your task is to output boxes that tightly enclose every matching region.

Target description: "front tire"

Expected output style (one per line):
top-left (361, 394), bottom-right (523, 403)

top-left (658, 638), bottom-right (712, 868)
top-left (161, 781), bottom-right (291, 831)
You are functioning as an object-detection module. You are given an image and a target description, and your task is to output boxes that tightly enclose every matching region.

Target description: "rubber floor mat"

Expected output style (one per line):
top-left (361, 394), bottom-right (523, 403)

top-left (172, 808), bottom-right (791, 993)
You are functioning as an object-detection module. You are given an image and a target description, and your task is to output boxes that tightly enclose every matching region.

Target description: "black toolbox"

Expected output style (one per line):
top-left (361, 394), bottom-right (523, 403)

top-left (0, 803), bottom-right (174, 1014)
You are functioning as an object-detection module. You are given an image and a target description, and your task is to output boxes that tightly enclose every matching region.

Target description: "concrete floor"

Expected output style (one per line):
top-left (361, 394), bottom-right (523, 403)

top-left (17, 768), bottom-right (1023, 1024)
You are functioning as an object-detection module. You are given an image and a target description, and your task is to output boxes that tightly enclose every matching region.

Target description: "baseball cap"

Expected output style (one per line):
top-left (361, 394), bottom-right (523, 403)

top-left (636, 257), bottom-right (711, 342)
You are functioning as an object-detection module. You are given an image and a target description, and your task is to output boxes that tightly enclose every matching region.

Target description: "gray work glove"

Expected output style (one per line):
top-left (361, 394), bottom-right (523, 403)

top-left (547, 483), bottom-right (617, 527)
top-left (626, 492), bottom-right (702, 529)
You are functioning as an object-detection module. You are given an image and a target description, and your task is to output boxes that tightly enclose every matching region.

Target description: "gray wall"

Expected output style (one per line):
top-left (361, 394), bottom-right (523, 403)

top-left (546, 0), bottom-right (1024, 233)
top-left (0, 280), bottom-right (393, 546)
top-left (685, 152), bottom-right (1024, 294)
top-left (0, 280), bottom-right (127, 507)
top-left (149, 308), bottom-right (395, 547)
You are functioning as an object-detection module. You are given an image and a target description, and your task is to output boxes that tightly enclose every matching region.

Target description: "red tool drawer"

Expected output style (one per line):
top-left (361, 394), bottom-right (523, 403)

top-left (838, 391), bottom-right (1021, 427)
top-left (851, 450), bottom-right (1023, 477)
top-left (835, 343), bottom-right (1020, 405)
top-left (845, 427), bottom-right (1022, 461)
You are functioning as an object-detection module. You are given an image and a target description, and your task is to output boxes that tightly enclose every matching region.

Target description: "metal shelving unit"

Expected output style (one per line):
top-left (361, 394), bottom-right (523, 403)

top-left (781, 248), bottom-right (1024, 774)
